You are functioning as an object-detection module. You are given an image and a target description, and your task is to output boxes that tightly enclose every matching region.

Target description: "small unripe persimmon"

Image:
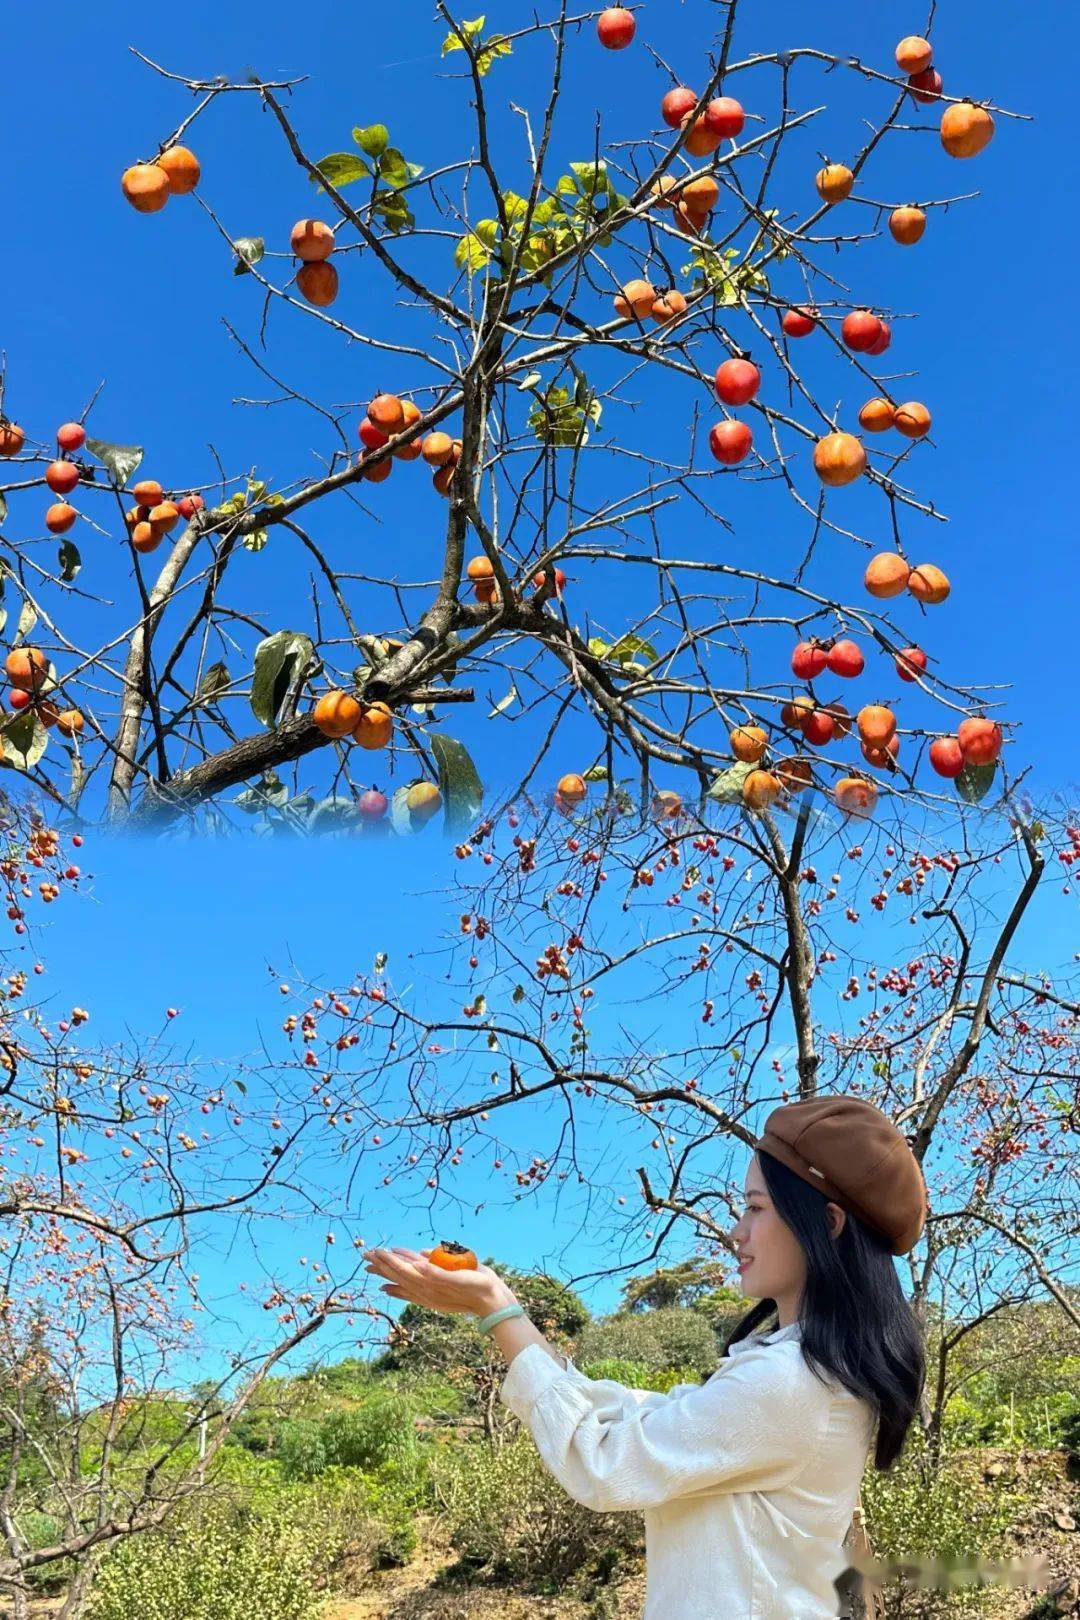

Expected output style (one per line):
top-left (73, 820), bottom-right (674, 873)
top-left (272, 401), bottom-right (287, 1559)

top-left (290, 219), bottom-right (335, 261)
top-left (45, 460), bottom-right (80, 496)
top-left (121, 163), bottom-right (170, 213)
top-left (156, 145), bottom-right (201, 195)
top-left (296, 261), bottom-right (339, 306)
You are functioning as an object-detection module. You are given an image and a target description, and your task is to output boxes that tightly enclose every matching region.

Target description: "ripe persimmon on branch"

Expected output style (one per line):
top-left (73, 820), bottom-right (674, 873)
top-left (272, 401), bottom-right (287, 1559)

top-left (0, 5), bottom-right (1025, 839)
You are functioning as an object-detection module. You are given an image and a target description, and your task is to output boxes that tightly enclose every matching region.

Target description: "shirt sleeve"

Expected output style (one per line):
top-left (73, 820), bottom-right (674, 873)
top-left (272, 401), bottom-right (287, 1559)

top-left (498, 1341), bottom-right (830, 1514)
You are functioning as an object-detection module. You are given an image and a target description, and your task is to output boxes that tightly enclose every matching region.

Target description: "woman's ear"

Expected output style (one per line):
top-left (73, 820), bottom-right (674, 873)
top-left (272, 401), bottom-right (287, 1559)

top-left (826, 1202), bottom-right (847, 1241)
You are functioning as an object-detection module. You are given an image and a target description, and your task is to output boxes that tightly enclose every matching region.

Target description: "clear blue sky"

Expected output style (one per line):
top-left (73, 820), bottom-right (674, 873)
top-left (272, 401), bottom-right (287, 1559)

top-left (3, 0), bottom-right (1076, 1388)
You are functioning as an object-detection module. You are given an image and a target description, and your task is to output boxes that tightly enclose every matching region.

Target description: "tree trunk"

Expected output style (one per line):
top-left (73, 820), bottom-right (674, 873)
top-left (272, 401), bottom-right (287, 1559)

top-left (836, 1496), bottom-right (885, 1620)
top-left (57, 1548), bottom-right (101, 1619)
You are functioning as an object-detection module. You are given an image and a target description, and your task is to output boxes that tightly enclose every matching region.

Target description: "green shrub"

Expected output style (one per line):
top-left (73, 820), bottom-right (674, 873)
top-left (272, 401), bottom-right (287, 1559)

top-left (277, 1391), bottom-right (420, 1481)
top-left (86, 1497), bottom-right (331, 1620)
top-left (860, 1426), bottom-right (1026, 1618)
top-left (578, 1358), bottom-right (702, 1394)
top-left (430, 1431), bottom-right (641, 1591)
top-left (574, 1307), bottom-right (719, 1376)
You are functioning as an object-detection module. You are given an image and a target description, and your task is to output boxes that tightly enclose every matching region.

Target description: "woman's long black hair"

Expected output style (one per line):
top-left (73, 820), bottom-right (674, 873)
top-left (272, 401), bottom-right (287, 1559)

top-left (720, 1150), bottom-right (926, 1470)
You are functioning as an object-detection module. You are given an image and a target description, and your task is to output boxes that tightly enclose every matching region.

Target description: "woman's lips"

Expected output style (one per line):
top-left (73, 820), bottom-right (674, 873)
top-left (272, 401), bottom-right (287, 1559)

top-left (738, 1257), bottom-right (753, 1271)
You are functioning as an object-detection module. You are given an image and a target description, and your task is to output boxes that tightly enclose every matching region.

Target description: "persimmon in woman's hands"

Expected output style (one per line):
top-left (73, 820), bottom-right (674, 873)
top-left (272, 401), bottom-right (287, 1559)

top-left (362, 1242), bottom-right (513, 1318)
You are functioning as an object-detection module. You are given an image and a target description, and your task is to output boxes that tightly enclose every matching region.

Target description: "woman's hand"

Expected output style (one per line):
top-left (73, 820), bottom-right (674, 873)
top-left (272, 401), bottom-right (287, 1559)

top-left (361, 1245), bottom-right (517, 1319)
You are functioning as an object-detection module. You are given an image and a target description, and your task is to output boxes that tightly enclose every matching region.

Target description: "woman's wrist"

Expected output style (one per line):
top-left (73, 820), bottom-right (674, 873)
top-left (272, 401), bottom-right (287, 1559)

top-left (475, 1280), bottom-right (519, 1319)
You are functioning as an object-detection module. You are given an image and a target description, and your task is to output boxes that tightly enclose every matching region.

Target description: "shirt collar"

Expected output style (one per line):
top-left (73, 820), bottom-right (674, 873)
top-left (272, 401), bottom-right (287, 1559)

top-left (727, 1321), bottom-right (802, 1355)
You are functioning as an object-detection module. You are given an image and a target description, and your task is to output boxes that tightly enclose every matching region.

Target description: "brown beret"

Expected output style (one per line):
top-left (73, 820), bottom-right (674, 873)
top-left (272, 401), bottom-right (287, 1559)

top-left (754, 1095), bottom-right (927, 1255)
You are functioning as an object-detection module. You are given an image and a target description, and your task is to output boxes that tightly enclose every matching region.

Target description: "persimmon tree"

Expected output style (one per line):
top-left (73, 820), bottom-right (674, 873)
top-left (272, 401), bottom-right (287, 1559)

top-left (0, 4), bottom-right (1024, 837)
top-left (0, 797), bottom-right (401, 1616)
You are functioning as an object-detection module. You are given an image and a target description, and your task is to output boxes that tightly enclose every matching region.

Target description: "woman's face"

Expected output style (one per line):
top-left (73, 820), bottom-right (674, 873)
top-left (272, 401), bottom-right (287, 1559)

top-left (731, 1153), bottom-right (807, 1307)
top-left (731, 1154), bottom-right (845, 1319)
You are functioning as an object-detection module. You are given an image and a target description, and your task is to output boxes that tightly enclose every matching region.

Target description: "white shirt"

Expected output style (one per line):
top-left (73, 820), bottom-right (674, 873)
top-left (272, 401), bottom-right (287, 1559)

top-left (498, 1320), bottom-right (875, 1619)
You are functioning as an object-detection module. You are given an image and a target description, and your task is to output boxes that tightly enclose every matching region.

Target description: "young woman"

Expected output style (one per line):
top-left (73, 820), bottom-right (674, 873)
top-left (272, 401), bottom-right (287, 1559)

top-left (363, 1093), bottom-right (928, 1619)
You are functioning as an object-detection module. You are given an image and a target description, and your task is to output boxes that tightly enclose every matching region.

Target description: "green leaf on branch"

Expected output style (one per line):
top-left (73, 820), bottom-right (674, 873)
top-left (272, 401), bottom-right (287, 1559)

top-left (0, 711), bottom-right (47, 773)
top-left (955, 760), bottom-right (996, 804)
top-left (707, 760), bottom-right (755, 803)
top-left (310, 152), bottom-right (370, 192)
top-left (58, 541), bottom-right (81, 583)
top-left (587, 633), bottom-right (657, 668)
top-left (250, 631), bottom-right (314, 729)
top-left (488, 684), bottom-right (519, 719)
top-left (377, 146), bottom-right (413, 189)
top-left (308, 794), bottom-right (362, 832)
top-left (197, 661), bottom-right (231, 705)
top-left (527, 384), bottom-right (602, 447)
top-left (431, 733), bottom-right (483, 836)
top-left (373, 190), bottom-right (415, 234)
top-left (389, 784), bottom-right (414, 837)
top-left (85, 437), bottom-right (144, 487)
top-left (235, 770), bottom-right (289, 813)
top-left (16, 599), bottom-right (37, 641)
top-left (232, 236), bottom-right (265, 276)
top-left (583, 765), bottom-right (609, 783)
top-left (441, 16), bottom-right (511, 74)
top-left (353, 124), bottom-right (389, 159)
top-left (455, 232), bottom-right (494, 272)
